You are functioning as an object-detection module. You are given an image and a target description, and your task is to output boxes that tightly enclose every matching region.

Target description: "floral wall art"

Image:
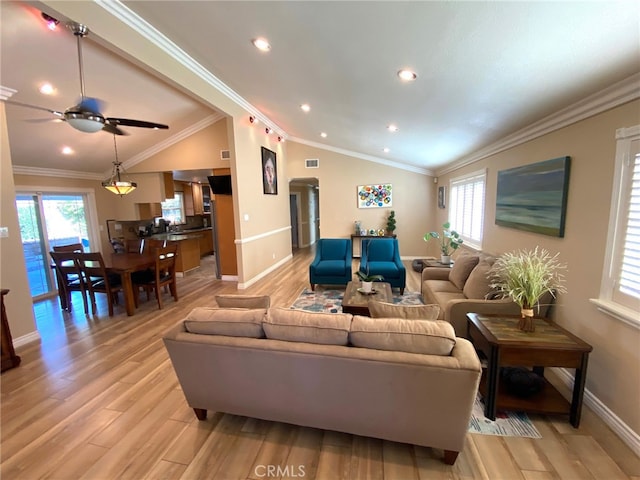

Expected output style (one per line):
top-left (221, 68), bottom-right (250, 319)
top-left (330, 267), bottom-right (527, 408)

top-left (357, 184), bottom-right (392, 208)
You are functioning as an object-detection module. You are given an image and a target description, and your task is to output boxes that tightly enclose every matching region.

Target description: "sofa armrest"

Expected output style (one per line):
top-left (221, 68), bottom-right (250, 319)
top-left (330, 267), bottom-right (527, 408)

top-left (444, 298), bottom-right (521, 336)
top-left (421, 267), bottom-right (451, 282)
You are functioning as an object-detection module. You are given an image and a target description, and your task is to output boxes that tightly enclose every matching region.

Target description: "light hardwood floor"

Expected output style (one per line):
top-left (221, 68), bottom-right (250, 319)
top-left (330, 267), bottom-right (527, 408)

top-left (2, 247), bottom-right (639, 480)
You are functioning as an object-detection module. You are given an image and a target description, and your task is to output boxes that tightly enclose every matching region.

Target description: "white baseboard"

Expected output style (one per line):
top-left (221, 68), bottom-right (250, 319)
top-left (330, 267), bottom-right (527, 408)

top-left (13, 330), bottom-right (41, 348)
top-left (551, 367), bottom-right (640, 457)
top-left (237, 254), bottom-right (293, 289)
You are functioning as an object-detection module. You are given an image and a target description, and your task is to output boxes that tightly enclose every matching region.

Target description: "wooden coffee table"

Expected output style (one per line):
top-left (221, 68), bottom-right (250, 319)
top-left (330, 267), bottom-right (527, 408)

top-left (342, 281), bottom-right (392, 316)
top-left (466, 313), bottom-right (593, 427)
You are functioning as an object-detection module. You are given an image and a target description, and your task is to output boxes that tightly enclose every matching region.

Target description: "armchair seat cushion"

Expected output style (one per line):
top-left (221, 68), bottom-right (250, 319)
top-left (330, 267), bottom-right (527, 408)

top-left (367, 261), bottom-right (402, 278)
top-left (315, 260), bottom-right (349, 276)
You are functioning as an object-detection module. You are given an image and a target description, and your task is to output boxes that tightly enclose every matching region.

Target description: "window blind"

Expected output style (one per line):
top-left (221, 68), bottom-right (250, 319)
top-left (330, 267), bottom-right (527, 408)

top-left (449, 170), bottom-right (486, 248)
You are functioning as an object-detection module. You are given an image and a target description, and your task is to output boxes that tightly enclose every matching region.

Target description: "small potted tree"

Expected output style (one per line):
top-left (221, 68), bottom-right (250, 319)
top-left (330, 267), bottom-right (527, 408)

top-left (488, 247), bottom-right (567, 332)
top-left (423, 222), bottom-right (463, 264)
top-left (385, 210), bottom-right (396, 236)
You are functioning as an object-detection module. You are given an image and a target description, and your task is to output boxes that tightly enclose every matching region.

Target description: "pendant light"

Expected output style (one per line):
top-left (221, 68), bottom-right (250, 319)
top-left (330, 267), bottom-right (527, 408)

top-left (102, 135), bottom-right (137, 196)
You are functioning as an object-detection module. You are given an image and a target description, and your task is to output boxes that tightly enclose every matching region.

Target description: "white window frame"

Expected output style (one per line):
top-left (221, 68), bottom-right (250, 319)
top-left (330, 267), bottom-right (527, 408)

top-left (591, 125), bottom-right (640, 329)
top-left (161, 191), bottom-right (186, 225)
top-left (448, 168), bottom-right (487, 250)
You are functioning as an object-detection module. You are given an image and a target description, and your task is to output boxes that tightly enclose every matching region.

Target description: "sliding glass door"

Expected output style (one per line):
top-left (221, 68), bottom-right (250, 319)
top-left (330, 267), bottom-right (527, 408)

top-left (16, 191), bottom-right (96, 300)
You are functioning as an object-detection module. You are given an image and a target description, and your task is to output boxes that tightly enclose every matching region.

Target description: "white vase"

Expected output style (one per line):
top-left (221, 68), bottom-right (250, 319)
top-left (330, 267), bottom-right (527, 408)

top-left (441, 255), bottom-right (451, 265)
top-left (361, 281), bottom-right (373, 293)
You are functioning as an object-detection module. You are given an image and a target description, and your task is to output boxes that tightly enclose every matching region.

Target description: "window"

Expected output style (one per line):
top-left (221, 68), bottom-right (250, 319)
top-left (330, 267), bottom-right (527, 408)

top-left (449, 169), bottom-right (486, 249)
top-left (161, 192), bottom-right (185, 225)
top-left (593, 125), bottom-right (640, 327)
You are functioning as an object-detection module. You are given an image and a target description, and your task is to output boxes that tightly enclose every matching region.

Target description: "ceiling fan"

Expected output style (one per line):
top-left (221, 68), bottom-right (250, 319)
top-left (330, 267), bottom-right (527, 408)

top-left (4, 22), bottom-right (169, 136)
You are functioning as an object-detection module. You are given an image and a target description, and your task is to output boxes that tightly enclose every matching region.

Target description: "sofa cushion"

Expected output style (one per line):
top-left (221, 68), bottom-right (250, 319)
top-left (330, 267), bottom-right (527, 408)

top-left (184, 307), bottom-right (266, 338)
top-left (350, 316), bottom-right (456, 355)
top-left (462, 260), bottom-right (496, 299)
top-left (424, 279), bottom-right (463, 294)
top-left (368, 300), bottom-right (440, 320)
top-left (215, 294), bottom-right (271, 309)
top-left (448, 255), bottom-right (479, 290)
top-left (264, 307), bottom-right (352, 345)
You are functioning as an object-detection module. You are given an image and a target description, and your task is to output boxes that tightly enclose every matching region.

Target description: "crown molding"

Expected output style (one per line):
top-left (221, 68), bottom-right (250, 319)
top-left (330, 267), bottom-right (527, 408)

top-left (437, 73), bottom-right (640, 176)
top-left (0, 85), bottom-right (17, 101)
top-left (12, 165), bottom-right (104, 180)
top-left (95, 0), bottom-right (287, 139)
top-left (288, 137), bottom-right (433, 176)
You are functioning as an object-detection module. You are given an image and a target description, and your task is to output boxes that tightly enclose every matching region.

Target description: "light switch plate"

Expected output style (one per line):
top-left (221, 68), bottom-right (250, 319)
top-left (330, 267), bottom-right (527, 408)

top-left (0, 227), bottom-right (8, 238)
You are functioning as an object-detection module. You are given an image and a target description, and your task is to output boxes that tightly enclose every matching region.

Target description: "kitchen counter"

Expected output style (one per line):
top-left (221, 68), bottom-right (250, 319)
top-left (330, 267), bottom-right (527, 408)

top-left (150, 227), bottom-right (213, 274)
top-left (151, 227), bottom-right (212, 242)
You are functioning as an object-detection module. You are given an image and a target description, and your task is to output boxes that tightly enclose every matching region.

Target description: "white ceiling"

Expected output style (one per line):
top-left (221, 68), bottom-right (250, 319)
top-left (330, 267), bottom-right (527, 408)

top-left (2, 1), bottom-right (639, 179)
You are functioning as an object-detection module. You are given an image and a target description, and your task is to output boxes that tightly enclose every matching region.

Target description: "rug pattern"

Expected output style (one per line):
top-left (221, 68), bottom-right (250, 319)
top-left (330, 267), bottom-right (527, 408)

top-left (290, 287), bottom-right (424, 314)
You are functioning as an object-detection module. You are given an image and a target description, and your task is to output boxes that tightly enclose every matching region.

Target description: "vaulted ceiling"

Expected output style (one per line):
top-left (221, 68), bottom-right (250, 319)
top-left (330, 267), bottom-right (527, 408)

top-left (2, 1), bottom-right (639, 179)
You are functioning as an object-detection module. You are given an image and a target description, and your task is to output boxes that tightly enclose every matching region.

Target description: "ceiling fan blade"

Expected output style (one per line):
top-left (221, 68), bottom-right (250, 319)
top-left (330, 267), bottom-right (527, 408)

top-left (106, 117), bottom-right (169, 130)
top-left (102, 122), bottom-right (127, 136)
top-left (3, 100), bottom-right (64, 118)
top-left (25, 118), bottom-right (65, 124)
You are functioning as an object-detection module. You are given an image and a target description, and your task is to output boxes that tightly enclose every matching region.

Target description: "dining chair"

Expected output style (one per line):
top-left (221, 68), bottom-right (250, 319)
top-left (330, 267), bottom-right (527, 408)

top-left (75, 252), bottom-right (123, 317)
top-left (49, 251), bottom-right (89, 315)
top-left (124, 238), bottom-right (145, 254)
top-left (143, 238), bottom-right (167, 253)
top-left (133, 244), bottom-right (178, 309)
top-left (52, 243), bottom-right (85, 253)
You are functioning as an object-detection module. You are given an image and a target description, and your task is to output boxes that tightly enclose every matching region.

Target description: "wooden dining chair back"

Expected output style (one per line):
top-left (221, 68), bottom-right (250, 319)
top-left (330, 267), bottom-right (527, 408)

top-left (133, 244), bottom-right (178, 310)
top-left (143, 238), bottom-right (167, 253)
top-left (49, 251), bottom-right (89, 315)
top-left (75, 252), bottom-right (123, 317)
top-left (124, 238), bottom-right (145, 254)
top-left (53, 243), bottom-right (84, 253)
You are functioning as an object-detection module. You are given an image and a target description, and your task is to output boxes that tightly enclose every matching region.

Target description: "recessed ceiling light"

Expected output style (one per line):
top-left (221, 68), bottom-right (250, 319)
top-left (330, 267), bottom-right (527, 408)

top-left (383, 147), bottom-right (390, 153)
top-left (387, 124), bottom-right (399, 132)
top-left (252, 37), bottom-right (271, 52)
top-left (61, 146), bottom-right (73, 155)
top-left (39, 83), bottom-right (55, 95)
top-left (397, 69), bottom-right (417, 81)
top-left (300, 104), bottom-right (311, 113)
top-left (320, 132), bottom-right (327, 138)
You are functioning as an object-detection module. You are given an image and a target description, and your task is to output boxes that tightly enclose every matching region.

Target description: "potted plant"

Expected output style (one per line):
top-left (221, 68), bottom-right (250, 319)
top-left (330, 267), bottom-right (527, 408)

top-left (385, 210), bottom-right (396, 236)
top-left (423, 222), bottom-right (463, 264)
top-left (488, 247), bottom-right (567, 332)
top-left (355, 270), bottom-right (384, 293)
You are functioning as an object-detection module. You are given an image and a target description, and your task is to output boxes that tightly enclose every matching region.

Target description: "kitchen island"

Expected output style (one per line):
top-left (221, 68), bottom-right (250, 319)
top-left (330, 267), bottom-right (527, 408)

top-left (151, 227), bottom-right (213, 275)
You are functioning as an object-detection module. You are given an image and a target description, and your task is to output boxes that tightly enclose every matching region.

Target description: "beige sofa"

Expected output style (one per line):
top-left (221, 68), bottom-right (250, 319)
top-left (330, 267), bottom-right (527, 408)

top-left (163, 297), bottom-right (481, 465)
top-left (421, 251), bottom-right (552, 335)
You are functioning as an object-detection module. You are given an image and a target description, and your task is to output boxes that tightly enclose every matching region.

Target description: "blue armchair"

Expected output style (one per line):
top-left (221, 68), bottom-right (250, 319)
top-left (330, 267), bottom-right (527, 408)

top-left (309, 238), bottom-right (352, 290)
top-left (360, 238), bottom-right (406, 294)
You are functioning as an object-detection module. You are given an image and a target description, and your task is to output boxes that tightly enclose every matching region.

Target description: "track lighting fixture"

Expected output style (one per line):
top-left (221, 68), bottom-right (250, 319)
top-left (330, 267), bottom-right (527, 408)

top-left (265, 127), bottom-right (273, 134)
top-left (249, 115), bottom-right (258, 124)
top-left (41, 12), bottom-right (59, 30)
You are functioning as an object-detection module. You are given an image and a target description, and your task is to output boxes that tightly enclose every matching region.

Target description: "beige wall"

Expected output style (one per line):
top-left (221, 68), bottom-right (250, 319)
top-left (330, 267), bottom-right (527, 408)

top-left (287, 142), bottom-right (435, 257)
top-left (435, 99), bottom-right (640, 434)
top-left (0, 104), bottom-right (36, 340)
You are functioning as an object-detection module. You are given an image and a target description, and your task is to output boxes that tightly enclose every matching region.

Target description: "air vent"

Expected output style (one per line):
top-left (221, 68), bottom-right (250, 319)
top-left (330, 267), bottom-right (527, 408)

top-left (305, 158), bottom-right (319, 168)
top-left (220, 150), bottom-right (231, 160)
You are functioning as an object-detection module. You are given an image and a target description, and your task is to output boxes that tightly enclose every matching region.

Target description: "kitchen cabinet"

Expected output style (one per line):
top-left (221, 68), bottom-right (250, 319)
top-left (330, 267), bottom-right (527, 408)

top-left (183, 183), bottom-right (195, 216)
top-left (202, 185), bottom-right (211, 213)
top-left (138, 202), bottom-right (162, 219)
top-left (199, 229), bottom-right (214, 256)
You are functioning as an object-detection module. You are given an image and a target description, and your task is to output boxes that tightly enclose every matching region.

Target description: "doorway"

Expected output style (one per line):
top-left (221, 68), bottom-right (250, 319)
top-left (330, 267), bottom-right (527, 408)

top-left (288, 178), bottom-right (320, 248)
top-left (16, 190), bottom-right (99, 300)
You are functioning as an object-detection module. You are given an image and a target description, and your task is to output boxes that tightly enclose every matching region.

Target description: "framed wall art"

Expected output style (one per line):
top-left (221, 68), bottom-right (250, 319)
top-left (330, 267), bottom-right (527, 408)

top-left (438, 186), bottom-right (446, 209)
top-left (261, 147), bottom-right (277, 195)
top-left (357, 184), bottom-right (392, 208)
top-left (495, 156), bottom-right (571, 237)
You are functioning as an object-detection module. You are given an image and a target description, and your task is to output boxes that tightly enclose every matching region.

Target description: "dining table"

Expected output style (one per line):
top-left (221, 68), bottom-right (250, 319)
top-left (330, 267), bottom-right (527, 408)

top-left (102, 252), bottom-right (157, 316)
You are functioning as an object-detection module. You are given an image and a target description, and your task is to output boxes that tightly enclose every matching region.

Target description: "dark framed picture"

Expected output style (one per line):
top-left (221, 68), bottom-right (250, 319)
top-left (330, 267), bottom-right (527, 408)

top-left (438, 186), bottom-right (446, 209)
top-left (495, 156), bottom-right (571, 237)
top-left (261, 146), bottom-right (277, 195)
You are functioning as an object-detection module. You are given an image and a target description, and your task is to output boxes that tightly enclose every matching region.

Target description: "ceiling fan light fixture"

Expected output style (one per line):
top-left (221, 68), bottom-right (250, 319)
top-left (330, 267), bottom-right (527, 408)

top-left (66, 114), bottom-right (105, 133)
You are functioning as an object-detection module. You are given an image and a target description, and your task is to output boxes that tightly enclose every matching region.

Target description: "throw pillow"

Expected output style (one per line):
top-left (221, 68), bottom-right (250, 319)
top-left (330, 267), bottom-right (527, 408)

top-left (184, 307), bottom-right (267, 338)
top-left (264, 307), bottom-right (352, 345)
top-left (462, 260), bottom-right (496, 299)
top-left (215, 294), bottom-right (271, 309)
top-left (368, 300), bottom-right (440, 320)
top-left (349, 316), bottom-right (456, 356)
top-left (448, 255), bottom-right (479, 290)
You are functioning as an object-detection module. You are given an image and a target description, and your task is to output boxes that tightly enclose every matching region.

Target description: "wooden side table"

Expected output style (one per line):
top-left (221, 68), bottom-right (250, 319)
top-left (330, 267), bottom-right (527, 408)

top-left (466, 312), bottom-right (592, 427)
top-left (350, 234), bottom-right (397, 258)
top-left (1, 289), bottom-right (21, 372)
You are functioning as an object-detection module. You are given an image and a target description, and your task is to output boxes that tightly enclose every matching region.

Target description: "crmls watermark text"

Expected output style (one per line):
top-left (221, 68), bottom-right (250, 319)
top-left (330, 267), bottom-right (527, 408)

top-left (254, 464), bottom-right (306, 477)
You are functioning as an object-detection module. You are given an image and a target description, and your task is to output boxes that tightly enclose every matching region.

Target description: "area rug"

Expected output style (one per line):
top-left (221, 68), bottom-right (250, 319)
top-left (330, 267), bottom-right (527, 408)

top-left (290, 287), bottom-right (424, 314)
top-left (468, 394), bottom-right (541, 438)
